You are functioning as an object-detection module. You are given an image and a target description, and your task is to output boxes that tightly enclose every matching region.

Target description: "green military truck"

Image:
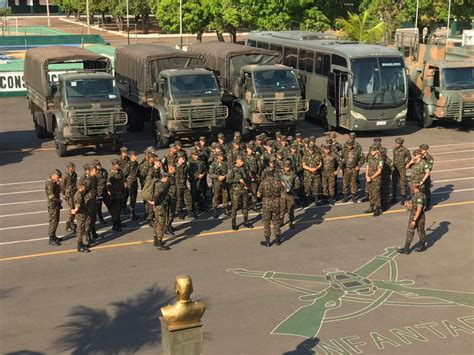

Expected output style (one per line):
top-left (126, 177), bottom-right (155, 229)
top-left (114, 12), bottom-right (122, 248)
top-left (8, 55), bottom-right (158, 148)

top-left (24, 46), bottom-right (127, 157)
top-left (187, 42), bottom-right (308, 136)
top-left (114, 44), bottom-right (228, 147)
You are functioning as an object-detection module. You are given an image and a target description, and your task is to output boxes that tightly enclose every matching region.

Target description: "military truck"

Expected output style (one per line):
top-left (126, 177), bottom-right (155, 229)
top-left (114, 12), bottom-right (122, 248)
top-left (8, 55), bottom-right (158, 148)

top-left (24, 46), bottom-right (128, 157)
top-left (396, 30), bottom-right (474, 127)
top-left (114, 44), bottom-right (228, 147)
top-left (187, 42), bottom-right (308, 136)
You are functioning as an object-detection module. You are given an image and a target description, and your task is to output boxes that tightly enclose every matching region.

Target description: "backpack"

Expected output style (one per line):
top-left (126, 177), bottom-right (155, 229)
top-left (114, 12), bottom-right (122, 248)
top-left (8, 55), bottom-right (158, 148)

top-left (142, 177), bottom-right (159, 201)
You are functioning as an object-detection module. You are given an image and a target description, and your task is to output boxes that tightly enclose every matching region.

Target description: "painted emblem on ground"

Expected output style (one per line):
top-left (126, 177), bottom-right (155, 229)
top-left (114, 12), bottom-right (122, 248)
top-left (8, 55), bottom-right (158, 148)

top-left (227, 248), bottom-right (474, 339)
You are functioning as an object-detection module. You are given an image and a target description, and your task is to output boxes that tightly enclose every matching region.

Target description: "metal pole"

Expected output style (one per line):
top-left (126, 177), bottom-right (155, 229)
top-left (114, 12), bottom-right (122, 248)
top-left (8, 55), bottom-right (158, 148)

top-left (86, 0), bottom-right (90, 34)
top-left (414, 0), bottom-right (419, 29)
top-left (46, 0), bottom-right (51, 27)
top-left (126, 0), bottom-right (130, 44)
top-left (179, 0), bottom-right (183, 49)
top-left (446, 0), bottom-right (452, 40)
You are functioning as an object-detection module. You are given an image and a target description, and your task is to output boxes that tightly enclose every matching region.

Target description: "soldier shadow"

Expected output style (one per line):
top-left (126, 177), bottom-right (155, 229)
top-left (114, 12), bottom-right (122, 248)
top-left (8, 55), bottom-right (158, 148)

top-left (5, 351), bottom-right (45, 355)
top-left (281, 204), bottom-right (331, 244)
top-left (425, 221), bottom-right (451, 250)
top-left (283, 337), bottom-right (320, 354)
top-left (165, 216), bottom-right (224, 248)
top-left (91, 220), bottom-right (148, 247)
top-left (431, 184), bottom-right (454, 205)
top-left (54, 284), bottom-right (173, 355)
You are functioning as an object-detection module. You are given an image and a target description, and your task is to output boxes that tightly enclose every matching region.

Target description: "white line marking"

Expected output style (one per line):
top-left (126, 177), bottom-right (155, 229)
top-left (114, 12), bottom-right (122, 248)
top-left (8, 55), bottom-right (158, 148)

top-left (0, 200), bottom-right (44, 207)
top-left (431, 150), bottom-right (474, 155)
top-left (435, 177), bottom-right (474, 183)
top-left (0, 190), bottom-right (43, 196)
top-left (432, 167), bottom-right (473, 173)
top-left (0, 209), bottom-right (66, 218)
top-left (435, 158), bottom-right (474, 164)
top-left (0, 180), bottom-right (44, 187)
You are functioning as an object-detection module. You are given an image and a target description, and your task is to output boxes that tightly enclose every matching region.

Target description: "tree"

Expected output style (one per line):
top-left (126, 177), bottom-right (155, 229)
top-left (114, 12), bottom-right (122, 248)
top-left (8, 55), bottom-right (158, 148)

top-left (130, 0), bottom-right (152, 34)
top-left (300, 7), bottom-right (331, 32)
top-left (360, 0), bottom-right (404, 38)
top-left (52, 0), bottom-right (84, 18)
top-left (206, 0), bottom-right (253, 42)
top-left (336, 11), bottom-right (386, 43)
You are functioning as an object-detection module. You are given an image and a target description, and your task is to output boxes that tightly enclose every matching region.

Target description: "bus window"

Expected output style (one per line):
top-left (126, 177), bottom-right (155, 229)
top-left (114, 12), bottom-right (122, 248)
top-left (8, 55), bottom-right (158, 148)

top-left (269, 44), bottom-right (283, 54)
top-left (247, 40), bottom-right (257, 47)
top-left (257, 42), bottom-right (269, 49)
top-left (284, 47), bottom-right (298, 68)
top-left (322, 54), bottom-right (331, 76)
top-left (314, 52), bottom-right (323, 74)
top-left (332, 54), bottom-right (348, 68)
top-left (299, 50), bottom-right (315, 73)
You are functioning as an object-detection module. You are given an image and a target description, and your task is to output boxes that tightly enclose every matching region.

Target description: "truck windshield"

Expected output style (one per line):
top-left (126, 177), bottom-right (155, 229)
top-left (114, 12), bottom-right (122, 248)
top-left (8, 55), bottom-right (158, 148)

top-left (65, 78), bottom-right (119, 104)
top-left (253, 69), bottom-right (299, 93)
top-left (442, 67), bottom-right (474, 90)
top-left (351, 57), bottom-right (407, 109)
top-left (169, 74), bottom-right (219, 98)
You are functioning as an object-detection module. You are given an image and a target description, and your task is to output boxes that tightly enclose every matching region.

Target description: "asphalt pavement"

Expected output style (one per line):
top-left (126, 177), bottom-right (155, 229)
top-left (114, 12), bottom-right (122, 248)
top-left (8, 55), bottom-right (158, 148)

top-left (0, 96), bottom-right (473, 355)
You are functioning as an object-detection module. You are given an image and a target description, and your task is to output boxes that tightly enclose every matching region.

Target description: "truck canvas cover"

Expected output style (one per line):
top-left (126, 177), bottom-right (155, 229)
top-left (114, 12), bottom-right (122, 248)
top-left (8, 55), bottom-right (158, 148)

top-left (187, 42), bottom-right (281, 89)
top-left (24, 46), bottom-right (111, 97)
top-left (115, 44), bottom-right (205, 92)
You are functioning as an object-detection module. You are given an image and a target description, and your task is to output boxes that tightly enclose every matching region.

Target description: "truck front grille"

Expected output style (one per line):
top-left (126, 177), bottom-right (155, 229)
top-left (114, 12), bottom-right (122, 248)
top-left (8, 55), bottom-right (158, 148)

top-left (68, 110), bottom-right (128, 135)
top-left (172, 104), bottom-right (229, 128)
top-left (446, 98), bottom-right (474, 119)
top-left (259, 98), bottom-right (309, 121)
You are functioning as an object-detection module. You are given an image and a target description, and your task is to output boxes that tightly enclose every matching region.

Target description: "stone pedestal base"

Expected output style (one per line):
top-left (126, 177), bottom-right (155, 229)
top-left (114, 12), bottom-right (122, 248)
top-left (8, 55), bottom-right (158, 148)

top-left (160, 317), bottom-right (203, 355)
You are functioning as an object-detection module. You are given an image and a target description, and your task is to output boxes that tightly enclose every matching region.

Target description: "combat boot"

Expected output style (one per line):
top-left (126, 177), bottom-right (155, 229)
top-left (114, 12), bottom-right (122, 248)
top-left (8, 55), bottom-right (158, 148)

top-left (147, 219), bottom-right (154, 228)
top-left (65, 222), bottom-right (72, 232)
top-left (289, 219), bottom-right (294, 229)
top-left (314, 196), bottom-right (320, 206)
top-left (373, 207), bottom-right (382, 216)
top-left (153, 235), bottom-right (158, 247)
top-left (112, 222), bottom-right (118, 231)
top-left (400, 196), bottom-right (406, 205)
top-left (187, 210), bottom-right (195, 219)
top-left (77, 241), bottom-right (90, 253)
top-left (98, 211), bottom-right (106, 224)
top-left (415, 241), bottom-right (427, 252)
top-left (224, 208), bottom-right (230, 216)
top-left (213, 209), bottom-right (218, 219)
top-left (243, 217), bottom-right (253, 228)
top-left (364, 205), bottom-right (374, 213)
top-left (352, 195), bottom-right (358, 203)
top-left (260, 236), bottom-right (270, 247)
top-left (231, 218), bottom-right (238, 231)
top-left (156, 239), bottom-right (168, 251)
top-left (329, 197), bottom-right (335, 206)
top-left (275, 235), bottom-right (281, 246)
top-left (397, 241), bottom-right (411, 254)
top-left (130, 208), bottom-right (139, 221)
top-left (342, 195), bottom-right (350, 203)
top-left (167, 225), bottom-right (175, 236)
top-left (49, 236), bottom-right (61, 246)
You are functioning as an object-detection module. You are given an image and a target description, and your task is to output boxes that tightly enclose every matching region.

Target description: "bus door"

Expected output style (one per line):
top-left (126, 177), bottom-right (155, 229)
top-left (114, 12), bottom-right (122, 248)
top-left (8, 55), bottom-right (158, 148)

top-left (326, 68), bottom-right (350, 128)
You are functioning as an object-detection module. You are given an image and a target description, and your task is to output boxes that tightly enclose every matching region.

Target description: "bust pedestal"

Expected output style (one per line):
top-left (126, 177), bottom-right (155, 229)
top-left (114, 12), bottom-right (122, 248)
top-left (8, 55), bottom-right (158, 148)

top-left (160, 317), bottom-right (203, 355)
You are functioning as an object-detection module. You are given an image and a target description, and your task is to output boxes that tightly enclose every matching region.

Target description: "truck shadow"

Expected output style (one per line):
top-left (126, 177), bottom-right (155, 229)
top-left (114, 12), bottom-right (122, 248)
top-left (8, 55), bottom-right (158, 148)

top-left (0, 130), bottom-right (42, 166)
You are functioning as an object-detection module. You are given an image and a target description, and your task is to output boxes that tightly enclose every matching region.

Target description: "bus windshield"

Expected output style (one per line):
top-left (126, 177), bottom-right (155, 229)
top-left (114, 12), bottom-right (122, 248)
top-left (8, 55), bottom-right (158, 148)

top-left (351, 57), bottom-right (406, 109)
top-left (253, 69), bottom-right (299, 93)
top-left (65, 78), bottom-right (119, 105)
top-left (442, 67), bottom-right (474, 90)
top-left (169, 74), bottom-right (219, 98)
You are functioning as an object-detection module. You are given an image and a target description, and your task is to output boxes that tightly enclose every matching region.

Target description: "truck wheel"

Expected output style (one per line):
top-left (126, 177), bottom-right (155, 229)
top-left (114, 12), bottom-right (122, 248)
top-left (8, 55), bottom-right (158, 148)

top-left (34, 111), bottom-right (47, 138)
top-left (416, 102), bottom-right (434, 128)
top-left (319, 106), bottom-right (334, 131)
top-left (286, 126), bottom-right (296, 137)
top-left (111, 139), bottom-right (122, 153)
top-left (54, 128), bottom-right (67, 157)
top-left (155, 122), bottom-right (170, 149)
top-left (125, 106), bottom-right (137, 132)
top-left (233, 105), bottom-right (248, 136)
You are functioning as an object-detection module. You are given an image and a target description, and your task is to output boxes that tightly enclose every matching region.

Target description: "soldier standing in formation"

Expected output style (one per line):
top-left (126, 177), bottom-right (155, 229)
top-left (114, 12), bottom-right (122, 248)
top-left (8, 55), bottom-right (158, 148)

top-left (176, 153), bottom-right (194, 218)
top-left (380, 147), bottom-right (393, 211)
top-left (364, 146), bottom-right (383, 216)
top-left (46, 169), bottom-right (62, 246)
top-left (209, 151), bottom-right (229, 218)
top-left (166, 165), bottom-right (177, 235)
top-left (341, 139), bottom-right (365, 203)
top-left (107, 158), bottom-right (127, 231)
top-left (391, 137), bottom-right (411, 204)
top-left (406, 149), bottom-right (431, 190)
top-left (151, 173), bottom-right (171, 250)
top-left (71, 181), bottom-right (90, 253)
top-left (302, 144), bottom-right (322, 206)
top-left (280, 160), bottom-right (300, 229)
top-left (127, 151), bottom-right (140, 220)
top-left (139, 150), bottom-right (155, 222)
top-left (258, 169), bottom-right (284, 247)
top-left (228, 155), bottom-right (252, 230)
top-left (119, 147), bottom-right (131, 215)
top-left (321, 143), bottom-right (341, 205)
top-left (94, 159), bottom-right (108, 224)
top-left (81, 164), bottom-right (99, 242)
top-left (188, 150), bottom-right (207, 212)
top-left (244, 142), bottom-right (261, 212)
top-left (61, 162), bottom-right (77, 232)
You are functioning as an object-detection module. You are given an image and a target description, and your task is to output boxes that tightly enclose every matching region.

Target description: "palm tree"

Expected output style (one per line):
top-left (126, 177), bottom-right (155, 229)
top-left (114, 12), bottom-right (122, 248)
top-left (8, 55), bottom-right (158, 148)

top-left (336, 10), bottom-right (386, 43)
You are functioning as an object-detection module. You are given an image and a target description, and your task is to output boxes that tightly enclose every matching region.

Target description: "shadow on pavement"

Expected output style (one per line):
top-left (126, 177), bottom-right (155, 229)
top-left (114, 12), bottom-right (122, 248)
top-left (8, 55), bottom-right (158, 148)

top-left (6, 351), bottom-right (45, 355)
top-left (431, 184), bottom-right (454, 205)
top-left (426, 221), bottom-right (451, 249)
top-left (54, 284), bottom-right (173, 354)
top-left (283, 337), bottom-right (320, 354)
top-left (0, 131), bottom-right (42, 166)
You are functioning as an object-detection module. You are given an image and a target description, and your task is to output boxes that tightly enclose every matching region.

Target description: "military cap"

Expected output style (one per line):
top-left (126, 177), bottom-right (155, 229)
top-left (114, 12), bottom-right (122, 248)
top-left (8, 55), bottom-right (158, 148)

top-left (287, 135), bottom-right (294, 141)
top-left (330, 132), bottom-right (337, 139)
top-left (177, 151), bottom-right (187, 158)
top-left (260, 132), bottom-right (267, 139)
top-left (52, 169), bottom-right (62, 177)
top-left (146, 145), bottom-right (155, 152)
top-left (120, 146), bottom-right (129, 153)
top-left (255, 134), bottom-right (262, 140)
top-left (191, 149), bottom-right (200, 156)
top-left (232, 139), bottom-right (240, 145)
top-left (275, 131), bottom-right (282, 138)
top-left (161, 172), bottom-right (169, 178)
top-left (295, 132), bottom-right (302, 138)
top-left (83, 163), bottom-right (92, 170)
top-left (349, 132), bottom-right (356, 138)
top-left (283, 159), bottom-right (292, 167)
top-left (291, 143), bottom-right (299, 149)
top-left (395, 137), bottom-right (404, 144)
top-left (266, 140), bottom-right (274, 146)
top-left (169, 143), bottom-right (176, 148)
top-left (193, 141), bottom-right (200, 146)
top-left (373, 137), bottom-right (382, 142)
top-left (269, 157), bottom-right (276, 163)
top-left (325, 137), bottom-right (332, 143)
top-left (217, 151), bottom-right (225, 157)
top-left (308, 143), bottom-right (317, 151)
top-left (248, 140), bottom-right (255, 145)
top-left (247, 143), bottom-right (255, 150)
top-left (66, 161), bottom-right (75, 168)
top-left (234, 131), bottom-right (241, 137)
top-left (276, 151), bottom-right (284, 157)
top-left (199, 136), bottom-right (206, 141)
top-left (235, 155), bottom-right (244, 161)
top-left (92, 159), bottom-right (101, 166)
top-left (129, 150), bottom-right (138, 156)
top-left (419, 144), bottom-right (430, 150)
top-left (281, 135), bottom-right (287, 141)
top-left (174, 140), bottom-right (182, 146)
top-left (309, 135), bottom-right (316, 142)
top-left (211, 142), bottom-right (218, 148)
top-left (217, 133), bottom-right (225, 139)
top-left (323, 143), bottom-right (332, 150)
top-left (111, 158), bottom-right (121, 165)
top-left (303, 137), bottom-right (310, 143)
top-left (369, 145), bottom-right (379, 152)
top-left (413, 149), bottom-right (421, 155)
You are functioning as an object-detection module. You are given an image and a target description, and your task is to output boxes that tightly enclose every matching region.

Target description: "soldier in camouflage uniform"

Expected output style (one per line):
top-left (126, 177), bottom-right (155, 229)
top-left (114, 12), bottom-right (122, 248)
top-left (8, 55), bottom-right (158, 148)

top-left (61, 162), bottom-right (77, 232)
top-left (163, 143), bottom-right (178, 171)
top-left (94, 159), bottom-right (108, 224)
top-left (175, 140), bottom-right (188, 161)
top-left (119, 147), bottom-right (131, 215)
top-left (81, 164), bottom-right (99, 242)
top-left (255, 135), bottom-right (264, 156)
top-left (419, 144), bottom-right (434, 209)
top-left (188, 150), bottom-right (207, 212)
top-left (258, 169), bottom-right (284, 247)
top-left (208, 151), bottom-right (229, 218)
top-left (139, 151), bottom-right (155, 221)
top-left (397, 183), bottom-right (428, 254)
top-left (107, 159), bottom-right (127, 231)
top-left (144, 158), bottom-right (164, 226)
top-left (45, 169), bottom-right (62, 246)
top-left (166, 164), bottom-right (177, 235)
top-left (391, 137), bottom-right (411, 204)
top-left (302, 144), bottom-right (322, 206)
top-left (71, 181), bottom-right (90, 253)
top-left (227, 155), bottom-right (253, 230)
top-left (217, 133), bottom-right (228, 155)
top-left (176, 153), bottom-right (194, 218)
top-left (244, 143), bottom-right (261, 212)
top-left (261, 140), bottom-right (275, 167)
top-left (275, 151), bottom-right (286, 171)
top-left (321, 143), bottom-right (341, 205)
top-left (380, 147), bottom-right (394, 211)
top-left (127, 151), bottom-right (140, 220)
top-left (261, 158), bottom-right (280, 181)
top-left (280, 160), bottom-right (300, 229)
top-left (406, 149), bottom-right (431, 195)
top-left (151, 173), bottom-right (171, 250)
top-left (364, 145), bottom-right (383, 216)
top-left (227, 140), bottom-right (242, 165)
top-left (341, 140), bottom-right (365, 203)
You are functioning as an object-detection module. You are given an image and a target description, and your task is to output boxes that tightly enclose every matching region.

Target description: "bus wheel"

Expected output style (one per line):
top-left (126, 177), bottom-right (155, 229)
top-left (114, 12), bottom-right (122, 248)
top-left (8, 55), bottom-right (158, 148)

top-left (319, 106), bottom-right (334, 131)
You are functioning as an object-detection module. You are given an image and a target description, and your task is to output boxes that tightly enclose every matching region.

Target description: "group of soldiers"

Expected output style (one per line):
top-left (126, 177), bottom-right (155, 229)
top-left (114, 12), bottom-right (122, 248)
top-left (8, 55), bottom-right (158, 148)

top-left (45, 130), bottom-right (434, 253)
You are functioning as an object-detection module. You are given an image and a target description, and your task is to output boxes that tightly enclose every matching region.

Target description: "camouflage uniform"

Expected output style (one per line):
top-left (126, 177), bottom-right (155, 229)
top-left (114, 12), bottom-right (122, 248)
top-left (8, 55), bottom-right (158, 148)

top-left (381, 151), bottom-right (394, 209)
top-left (258, 173), bottom-right (284, 246)
top-left (166, 173), bottom-right (177, 233)
top-left (422, 150), bottom-right (434, 207)
top-left (139, 157), bottom-right (154, 220)
top-left (302, 149), bottom-right (322, 203)
top-left (153, 180), bottom-right (170, 248)
top-left (45, 177), bottom-right (61, 240)
top-left (341, 144), bottom-right (365, 199)
top-left (280, 168), bottom-right (300, 227)
top-left (61, 169), bottom-right (77, 228)
top-left (244, 152), bottom-right (261, 210)
top-left (227, 164), bottom-right (250, 229)
top-left (366, 154), bottom-right (384, 210)
top-left (81, 172), bottom-right (98, 238)
top-left (176, 162), bottom-right (193, 214)
top-left (406, 191), bottom-right (426, 245)
top-left (188, 156), bottom-right (207, 211)
top-left (208, 158), bottom-right (229, 212)
top-left (410, 159), bottom-right (430, 187)
top-left (73, 188), bottom-right (87, 247)
top-left (95, 165), bottom-right (108, 223)
top-left (392, 144), bottom-right (411, 201)
top-left (120, 154), bottom-right (131, 212)
top-left (144, 165), bottom-right (162, 223)
top-left (321, 150), bottom-right (341, 201)
top-left (127, 159), bottom-right (139, 217)
top-left (107, 166), bottom-right (126, 230)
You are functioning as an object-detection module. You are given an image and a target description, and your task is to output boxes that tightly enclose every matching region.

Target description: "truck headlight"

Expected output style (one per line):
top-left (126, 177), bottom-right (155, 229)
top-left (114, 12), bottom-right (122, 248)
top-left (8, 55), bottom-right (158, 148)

top-left (351, 110), bottom-right (366, 120)
top-left (395, 109), bottom-right (407, 119)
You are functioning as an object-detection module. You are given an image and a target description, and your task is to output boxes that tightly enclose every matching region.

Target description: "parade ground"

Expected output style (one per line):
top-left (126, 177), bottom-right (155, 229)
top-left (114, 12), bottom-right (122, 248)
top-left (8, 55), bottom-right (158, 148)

top-left (0, 96), bottom-right (473, 354)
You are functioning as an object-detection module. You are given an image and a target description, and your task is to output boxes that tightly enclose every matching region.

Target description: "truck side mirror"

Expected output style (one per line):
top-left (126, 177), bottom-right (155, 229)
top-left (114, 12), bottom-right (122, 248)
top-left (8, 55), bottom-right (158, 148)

top-left (153, 82), bottom-right (159, 92)
top-left (426, 77), bottom-right (434, 87)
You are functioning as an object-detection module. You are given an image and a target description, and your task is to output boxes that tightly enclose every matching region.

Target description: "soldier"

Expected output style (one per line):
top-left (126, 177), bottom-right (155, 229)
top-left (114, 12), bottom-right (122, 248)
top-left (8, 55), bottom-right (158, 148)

top-left (280, 160), bottom-right (300, 229)
top-left (258, 169), bottom-right (284, 247)
top-left (175, 140), bottom-right (188, 161)
top-left (139, 151), bottom-right (155, 222)
top-left (341, 140), bottom-right (365, 203)
top-left (166, 164), bottom-right (178, 236)
top-left (227, 155), bottom-right (253, 230)
top-left (274, 131), bottom-right (283, 151)
top-left (217, 133), bottom-right (228, 155)
top-left (261, 140), bottom-right (275, 167)
top-left (321, 143), bottom-right (341, 205)
top-left (330, 132), bottom-right (343, 155)
top-left (261, 157), bottom-right (279, 181)
top-left (45, 169), bottom-right (62, 246)
top-left (71, 181), bottom-right (90, 253)
top-left (380, 147), bottom-right (393, 211)
top-left (302, 144), bottom-right (322, 206)
top-left (119, 147), bottom-right (131, 215)
top-left (150, 173), bottom-right (171, 251)
top-left (420, 144), bottom-right (434, 209)
top-left (126, 151), bottom-right (139, 220)
top-left (227, 139), bottom-right (242, 165)
top-left (233, 131), bottom-right (242, 145)
top-left (176, 153), bottom-right (194, 218)
top-left (255, 135), bottom-right (264, 156)
top-left (245, 143), bottom-right (261, 212)
top-left (208, 151), bottom-right (229, 218)
top-left (163, 143), bottom-right (178, 171)
top-left (275, 151), bottom-right (286, 171)
top-left (94, 159), bottom-right (108, 224)
top-left (188, 150), bottom-right (207, 212)
top-left (406, 149), bottom-right (431, 195)
top-left (61, 162), bottom-right (77, 232)
top-left (81, 164), bottom-right (99, 242)
top-left (144, 158), bottom-right (164, 226)
top-left (107, 158), bottom-right (127, 231)
top-left (208, 142), bottom-right (219, 166)
top-left (364, 145), bottom-right (383, 216)
top-left (397, 183), bottom-right (428, 254)
top-left (198, 136), bottom-right (211, 165)
top-left (391, 137), bottom-right (411, 204)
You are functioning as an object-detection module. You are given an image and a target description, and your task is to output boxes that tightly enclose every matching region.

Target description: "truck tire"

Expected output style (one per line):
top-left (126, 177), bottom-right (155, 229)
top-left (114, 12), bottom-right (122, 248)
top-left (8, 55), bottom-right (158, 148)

top-left (135, 107), bottom-right (145, 132)
top-left (125, 106), bottom-right (138, 132)
top-left (111, 139), bottom-right (122, 153)
top-left (319, 105), bottom-right (334, 131)
top-left (54, 128), bottom-right (67, 157)
top-left (34, 111), bottom-right (47, 138)
top-left (232, 104), bottom-right (248, 137)
top-left (286, 125), bottom-right (296, 137)
top-left (155, 122), bottom-right (170, 149)
top-left (416, 102), bottom-right (434, 128)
